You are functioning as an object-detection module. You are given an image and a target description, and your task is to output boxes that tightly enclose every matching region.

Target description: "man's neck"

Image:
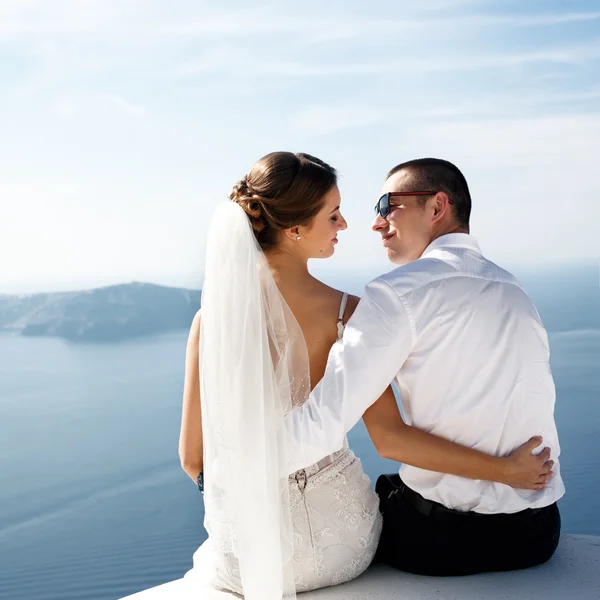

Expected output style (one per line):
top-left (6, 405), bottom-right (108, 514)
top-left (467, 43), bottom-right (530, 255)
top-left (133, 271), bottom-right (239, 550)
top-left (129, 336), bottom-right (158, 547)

top-left (431, 224), bottom-right (470, 243)
top-left (415, 225), bottom-right (471, 261)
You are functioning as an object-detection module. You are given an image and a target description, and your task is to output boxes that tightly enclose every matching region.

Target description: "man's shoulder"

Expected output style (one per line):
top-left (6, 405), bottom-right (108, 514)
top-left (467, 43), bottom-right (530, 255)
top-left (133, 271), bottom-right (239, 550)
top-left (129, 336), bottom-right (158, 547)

top-left (374, 256), bottom-right (462, 298)
top-left (373, 253), bottom-right (524, 299)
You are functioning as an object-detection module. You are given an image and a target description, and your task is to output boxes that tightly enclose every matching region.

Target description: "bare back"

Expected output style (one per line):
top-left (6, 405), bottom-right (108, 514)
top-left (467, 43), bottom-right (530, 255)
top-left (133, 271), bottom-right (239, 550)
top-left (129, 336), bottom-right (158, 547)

top-left (275, 276), bottom-right (359, 390)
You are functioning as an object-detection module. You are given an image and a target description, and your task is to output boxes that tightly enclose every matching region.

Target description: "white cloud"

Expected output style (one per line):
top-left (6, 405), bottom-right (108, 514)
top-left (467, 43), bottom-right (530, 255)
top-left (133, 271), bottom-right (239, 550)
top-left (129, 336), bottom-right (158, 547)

top-left (294, 105), bottom-right (385, 135)
top-left (95, 93), bottom-right (147, 116)
top-left (415, 114), bottom-right (600, 169)
top-left (3, 1), bottom-right (599, 101)
top-left (51, 92), bottom-right (147, 117)
top-left (1, 0), bottom-right (599, 290)
top-left (2, 1), bottom-right (599, 41)
top-left (174, 41), bottom-right (600, 79)
top-left (0, 0), bottom-right (133, 38)
top-left (175, 46), bottom-right (241, 77)
top-left (294, 105), bottom-right (464, 136)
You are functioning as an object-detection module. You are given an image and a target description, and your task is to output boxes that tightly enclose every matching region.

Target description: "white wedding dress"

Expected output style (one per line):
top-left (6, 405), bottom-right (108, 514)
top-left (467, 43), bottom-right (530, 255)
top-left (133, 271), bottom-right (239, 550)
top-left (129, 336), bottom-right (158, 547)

top-left (185, 293), bottom-right (382, 595)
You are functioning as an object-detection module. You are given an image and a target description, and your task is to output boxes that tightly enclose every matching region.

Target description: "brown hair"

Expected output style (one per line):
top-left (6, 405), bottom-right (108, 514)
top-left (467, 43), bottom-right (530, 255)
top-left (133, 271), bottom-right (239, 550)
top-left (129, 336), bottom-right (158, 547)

top-left (386, 158), bottom-right (472, 228)
top-left (230, 152), bottom-right (337, 249)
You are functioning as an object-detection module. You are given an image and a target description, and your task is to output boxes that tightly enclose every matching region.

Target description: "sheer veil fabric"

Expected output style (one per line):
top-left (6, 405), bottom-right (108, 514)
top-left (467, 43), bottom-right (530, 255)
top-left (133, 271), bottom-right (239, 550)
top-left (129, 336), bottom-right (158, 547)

top-left (199, 202), bottom-right (310, 599)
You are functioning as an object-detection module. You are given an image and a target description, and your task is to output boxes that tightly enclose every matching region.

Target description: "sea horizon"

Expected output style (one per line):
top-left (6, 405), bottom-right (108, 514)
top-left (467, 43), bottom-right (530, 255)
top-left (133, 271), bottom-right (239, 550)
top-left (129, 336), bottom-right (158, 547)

top-left (0, 266), bottom-right (599, 600)
top-left (1, 255), bottom-right (598, 296)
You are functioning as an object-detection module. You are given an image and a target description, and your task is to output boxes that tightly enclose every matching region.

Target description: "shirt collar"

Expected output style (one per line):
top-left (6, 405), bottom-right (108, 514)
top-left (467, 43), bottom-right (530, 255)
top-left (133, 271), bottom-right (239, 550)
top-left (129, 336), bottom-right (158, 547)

top-left (422, 233), bottom-right (481, 258)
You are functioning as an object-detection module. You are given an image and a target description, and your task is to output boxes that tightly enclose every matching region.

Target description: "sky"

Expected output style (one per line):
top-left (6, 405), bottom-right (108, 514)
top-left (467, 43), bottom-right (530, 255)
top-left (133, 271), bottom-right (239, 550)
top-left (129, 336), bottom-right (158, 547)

top-left (1, 0), bottom-right (599, 293)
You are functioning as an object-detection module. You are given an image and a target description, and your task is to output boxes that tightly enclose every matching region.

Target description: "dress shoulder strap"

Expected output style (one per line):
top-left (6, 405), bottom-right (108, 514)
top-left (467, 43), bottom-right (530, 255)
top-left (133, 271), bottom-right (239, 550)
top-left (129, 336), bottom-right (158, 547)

top-left (338, 292), bottom-right (349, 321)
top-left (337, 292), bottom-right (349, 340)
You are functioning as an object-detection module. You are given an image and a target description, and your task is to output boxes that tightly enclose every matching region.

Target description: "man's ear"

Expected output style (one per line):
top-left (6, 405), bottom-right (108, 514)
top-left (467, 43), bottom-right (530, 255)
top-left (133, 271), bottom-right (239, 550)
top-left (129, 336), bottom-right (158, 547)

top-left (432, 192), bottom-right (451, 221)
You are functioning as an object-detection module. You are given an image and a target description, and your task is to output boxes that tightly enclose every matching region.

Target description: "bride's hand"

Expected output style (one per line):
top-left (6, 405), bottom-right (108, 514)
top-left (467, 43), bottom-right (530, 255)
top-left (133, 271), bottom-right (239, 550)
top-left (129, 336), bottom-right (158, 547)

top-left (499, 437), bottom-right (554, 490)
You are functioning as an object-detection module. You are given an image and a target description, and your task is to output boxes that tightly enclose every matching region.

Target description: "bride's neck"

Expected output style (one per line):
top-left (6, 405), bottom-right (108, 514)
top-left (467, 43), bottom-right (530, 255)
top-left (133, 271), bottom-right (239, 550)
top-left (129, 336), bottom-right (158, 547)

top-left (264, 248), bottom-right (313, 288)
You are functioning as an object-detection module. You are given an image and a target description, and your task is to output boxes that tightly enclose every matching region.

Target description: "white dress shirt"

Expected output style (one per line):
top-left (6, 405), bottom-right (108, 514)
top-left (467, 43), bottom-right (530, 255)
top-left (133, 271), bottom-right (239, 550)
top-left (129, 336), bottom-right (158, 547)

top-left (286, 233), bottom-right (565, 514)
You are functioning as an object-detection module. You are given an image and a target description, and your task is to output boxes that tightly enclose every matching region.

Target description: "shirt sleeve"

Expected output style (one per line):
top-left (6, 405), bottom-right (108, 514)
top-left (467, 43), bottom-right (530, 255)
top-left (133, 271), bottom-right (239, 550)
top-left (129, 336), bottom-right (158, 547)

top-left (285, 277), bottom-right (415, 473)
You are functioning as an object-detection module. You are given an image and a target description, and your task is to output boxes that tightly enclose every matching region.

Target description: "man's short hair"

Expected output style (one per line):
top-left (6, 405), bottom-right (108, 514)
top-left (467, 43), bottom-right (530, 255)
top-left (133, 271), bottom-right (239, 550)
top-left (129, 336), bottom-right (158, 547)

top-left (387, 158), bottom-right (471, 228)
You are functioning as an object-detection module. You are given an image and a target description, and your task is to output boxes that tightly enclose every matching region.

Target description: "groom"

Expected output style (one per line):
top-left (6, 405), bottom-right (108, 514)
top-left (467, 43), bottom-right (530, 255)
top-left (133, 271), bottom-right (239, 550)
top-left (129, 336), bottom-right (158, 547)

top-left (285, 158), bottom-right (565, 576)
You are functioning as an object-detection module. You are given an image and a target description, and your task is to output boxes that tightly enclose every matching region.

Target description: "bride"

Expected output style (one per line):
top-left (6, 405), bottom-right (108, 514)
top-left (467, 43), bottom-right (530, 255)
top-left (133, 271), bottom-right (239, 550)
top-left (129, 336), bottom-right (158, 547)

top-left (178, 152), bottom-right (553, 599)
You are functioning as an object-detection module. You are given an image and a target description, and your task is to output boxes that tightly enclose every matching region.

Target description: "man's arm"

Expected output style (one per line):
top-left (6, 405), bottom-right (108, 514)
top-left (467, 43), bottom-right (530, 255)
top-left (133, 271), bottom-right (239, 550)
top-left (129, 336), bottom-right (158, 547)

top-left (363, 387), bottom-right (554, 490)
top-left (285, 278), bottom-right (414, 473)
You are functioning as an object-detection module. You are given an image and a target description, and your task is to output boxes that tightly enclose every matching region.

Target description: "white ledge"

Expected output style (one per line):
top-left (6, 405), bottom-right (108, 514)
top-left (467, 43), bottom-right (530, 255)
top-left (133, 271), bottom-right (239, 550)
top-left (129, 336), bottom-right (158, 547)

top-left (121, 534), bottom-right (600, 600)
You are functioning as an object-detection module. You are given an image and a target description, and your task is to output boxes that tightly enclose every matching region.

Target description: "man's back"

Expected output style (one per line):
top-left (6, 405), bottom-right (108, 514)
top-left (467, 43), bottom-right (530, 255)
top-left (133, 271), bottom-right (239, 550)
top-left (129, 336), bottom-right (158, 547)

top-left (381, 234), bottom-right (565, 513)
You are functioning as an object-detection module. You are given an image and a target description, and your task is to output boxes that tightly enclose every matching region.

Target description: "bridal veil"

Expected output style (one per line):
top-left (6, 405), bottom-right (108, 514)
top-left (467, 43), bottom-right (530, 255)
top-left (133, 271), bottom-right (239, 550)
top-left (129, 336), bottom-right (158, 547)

top-left (199, 202), bottom-right (309, 599)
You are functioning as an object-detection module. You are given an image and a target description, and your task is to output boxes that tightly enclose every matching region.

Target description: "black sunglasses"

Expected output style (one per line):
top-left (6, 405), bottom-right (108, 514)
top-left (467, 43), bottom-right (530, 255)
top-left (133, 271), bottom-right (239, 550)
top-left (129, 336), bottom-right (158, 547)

top-left (374, 191), bottom-right (453, 219)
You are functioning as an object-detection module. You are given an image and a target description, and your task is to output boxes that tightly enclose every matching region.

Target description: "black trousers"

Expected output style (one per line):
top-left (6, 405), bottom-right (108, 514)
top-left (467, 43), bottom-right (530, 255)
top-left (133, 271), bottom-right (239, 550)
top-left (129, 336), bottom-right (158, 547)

top-left (375, 474), bottom-right (561, 576)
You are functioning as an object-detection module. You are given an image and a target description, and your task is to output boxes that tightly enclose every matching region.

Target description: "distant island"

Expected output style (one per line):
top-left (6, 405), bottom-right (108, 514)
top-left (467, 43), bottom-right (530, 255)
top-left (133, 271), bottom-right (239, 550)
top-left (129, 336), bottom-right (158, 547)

top-left (0, 282), bottom-right (200, 342)
top-left (0, 263), bottom-right (598, 343)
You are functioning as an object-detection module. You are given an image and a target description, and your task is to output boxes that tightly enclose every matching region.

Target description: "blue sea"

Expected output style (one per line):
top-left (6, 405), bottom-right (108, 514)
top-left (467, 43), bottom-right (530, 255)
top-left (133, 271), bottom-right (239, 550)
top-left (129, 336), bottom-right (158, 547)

top-left (1, 266), bottom-right (599, 600)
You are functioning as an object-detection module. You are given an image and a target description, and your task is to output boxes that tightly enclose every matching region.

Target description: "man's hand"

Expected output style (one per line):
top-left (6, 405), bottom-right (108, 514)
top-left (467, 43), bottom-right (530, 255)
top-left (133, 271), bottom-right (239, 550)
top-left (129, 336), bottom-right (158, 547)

top-left (500, 437), bottom-right (554, 490)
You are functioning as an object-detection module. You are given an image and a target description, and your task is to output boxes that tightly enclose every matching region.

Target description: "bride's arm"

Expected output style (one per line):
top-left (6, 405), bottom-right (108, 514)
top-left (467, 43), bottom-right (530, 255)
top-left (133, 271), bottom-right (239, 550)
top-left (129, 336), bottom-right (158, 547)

top-left (363, 387), bottom-right (554, 490)
top-left (178, 310), bottom-right (203, 483)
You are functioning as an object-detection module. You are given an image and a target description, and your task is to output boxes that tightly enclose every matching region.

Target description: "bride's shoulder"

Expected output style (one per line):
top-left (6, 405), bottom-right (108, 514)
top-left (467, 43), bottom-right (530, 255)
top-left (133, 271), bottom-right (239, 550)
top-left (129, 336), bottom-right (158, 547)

top-left (192, 309), bottom-right (201, 327)
top-left (188, 310), bottom-right (201, 341)
top-left (308, 280), bottom-right (358, 320)
top-left (347, 293), bottom-right (360, 311)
